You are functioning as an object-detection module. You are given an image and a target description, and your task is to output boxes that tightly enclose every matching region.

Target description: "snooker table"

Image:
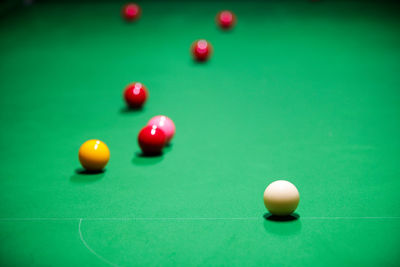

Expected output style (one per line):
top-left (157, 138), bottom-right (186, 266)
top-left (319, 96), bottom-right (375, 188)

top-left (1, 0), bottom-right (400, 266)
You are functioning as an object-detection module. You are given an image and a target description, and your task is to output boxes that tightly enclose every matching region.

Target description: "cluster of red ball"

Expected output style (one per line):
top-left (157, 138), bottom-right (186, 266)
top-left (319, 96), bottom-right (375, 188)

top-left (121, 3), bottom-right (236, 155)
top-left (123, 82), bottom-right (176, 156)
top-left (122, 3), bottom-right (236, 62)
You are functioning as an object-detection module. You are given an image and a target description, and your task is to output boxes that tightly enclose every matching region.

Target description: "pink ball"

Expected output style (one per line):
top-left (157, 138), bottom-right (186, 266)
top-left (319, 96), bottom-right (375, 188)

top-left (147, 115), bottom-right (175, 144)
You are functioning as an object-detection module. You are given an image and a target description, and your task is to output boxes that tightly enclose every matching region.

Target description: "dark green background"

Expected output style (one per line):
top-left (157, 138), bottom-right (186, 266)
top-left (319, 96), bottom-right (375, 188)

top-left (0, 0), bottom-right (400, 266)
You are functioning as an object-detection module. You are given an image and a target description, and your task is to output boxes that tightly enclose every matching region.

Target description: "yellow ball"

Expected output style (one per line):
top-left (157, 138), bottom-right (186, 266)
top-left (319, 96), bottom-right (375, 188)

top-left (78, 139), bottom-right (110, 171)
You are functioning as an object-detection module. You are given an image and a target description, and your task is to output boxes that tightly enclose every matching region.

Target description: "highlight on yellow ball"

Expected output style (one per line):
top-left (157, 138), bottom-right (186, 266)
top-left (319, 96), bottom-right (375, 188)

top-left (78, 139), bottom-right (110, 172)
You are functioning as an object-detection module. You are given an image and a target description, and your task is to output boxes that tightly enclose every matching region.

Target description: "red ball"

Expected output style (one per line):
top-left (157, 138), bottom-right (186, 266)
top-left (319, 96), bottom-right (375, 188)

top-left (216, 10), bottom-right (236, 29)
top-left (122, 3), bottom-right (141, 21)
top-left (124, 82), bottom-right (148, 109)
top-left (191, 40), bottom-right (212, 62)
top-left (138, 125), bottom-right (167, 155)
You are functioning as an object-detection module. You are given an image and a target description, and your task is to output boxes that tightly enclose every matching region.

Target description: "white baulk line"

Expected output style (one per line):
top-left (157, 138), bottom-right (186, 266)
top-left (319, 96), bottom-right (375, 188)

top-left (78, 219), bottom-right (119, 267)
top-left (0, 218), bottom-right (80, 221)
top-left (0, 217), bottom-right (399, 221)
top-left (302, 217), bottom-right (400, 220)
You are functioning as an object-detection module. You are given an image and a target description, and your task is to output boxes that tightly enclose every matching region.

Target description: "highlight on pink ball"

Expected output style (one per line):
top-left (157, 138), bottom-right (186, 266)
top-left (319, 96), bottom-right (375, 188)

top-left (147, 115), bottom-right (175, 144)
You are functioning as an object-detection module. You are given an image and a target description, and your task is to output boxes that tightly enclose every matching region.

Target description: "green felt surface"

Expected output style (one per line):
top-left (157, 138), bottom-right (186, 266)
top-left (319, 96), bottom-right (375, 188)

top-left (0, 0), bottom-right (400, 266)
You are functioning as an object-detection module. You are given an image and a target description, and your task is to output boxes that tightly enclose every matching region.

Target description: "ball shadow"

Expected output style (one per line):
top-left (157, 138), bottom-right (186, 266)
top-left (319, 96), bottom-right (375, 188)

top-left (262, 212), bottom-right (301, 236)
top-left (263, 212), bottom-right (300, 222)
top-left (218, 28), bottom-right (235, 34)
top-left (132, 152), bottom-right (164, 166)
top-left (119, 106), bottom-right (144, 114)
top-left (190, 59), bottom-right (210, 66)
top-left (163, 143), bottom-right (173, 153)
top-left (123, 19), bottom-right (141, 25)
top-left (70, 168), bottom-right (105, 183)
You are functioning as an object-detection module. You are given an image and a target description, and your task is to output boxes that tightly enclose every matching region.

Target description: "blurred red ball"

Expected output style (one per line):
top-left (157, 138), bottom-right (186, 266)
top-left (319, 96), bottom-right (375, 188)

top-left (216, 10), bottom-right (236, 29)
top-left (122, 3), bottom-right (141, 21)
top-left (124, 82), bottom-right (148, 109)
top-left (191, 40), bottom-right (212, 62)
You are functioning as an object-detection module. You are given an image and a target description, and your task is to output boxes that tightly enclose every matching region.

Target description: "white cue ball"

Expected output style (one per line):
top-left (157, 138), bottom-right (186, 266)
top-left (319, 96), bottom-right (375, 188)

top-left (263, 180), bottom-right (300, 216)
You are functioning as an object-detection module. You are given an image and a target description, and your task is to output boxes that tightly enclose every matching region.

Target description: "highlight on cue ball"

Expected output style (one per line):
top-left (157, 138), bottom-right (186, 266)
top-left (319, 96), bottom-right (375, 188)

top-left (78, 139), bottom-right (110, 172)
top-left (263, 180), bottom-right (300, 216)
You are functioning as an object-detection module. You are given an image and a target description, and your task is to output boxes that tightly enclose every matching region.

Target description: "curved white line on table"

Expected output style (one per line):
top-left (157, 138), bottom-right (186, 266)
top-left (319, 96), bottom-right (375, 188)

top-left (78, 218), bottom-right (119, 267)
